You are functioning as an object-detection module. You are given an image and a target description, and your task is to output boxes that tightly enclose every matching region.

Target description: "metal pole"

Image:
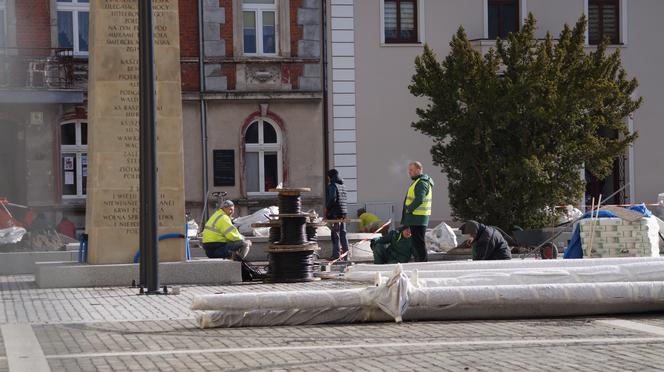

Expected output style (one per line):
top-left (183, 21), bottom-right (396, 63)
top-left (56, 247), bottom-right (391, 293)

top-left (139, 0), bottom-right (159, 293)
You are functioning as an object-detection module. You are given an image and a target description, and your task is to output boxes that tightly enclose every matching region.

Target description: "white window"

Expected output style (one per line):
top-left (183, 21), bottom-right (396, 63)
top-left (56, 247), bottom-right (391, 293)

top-left (242, 0), bottom-right (278, 55)
top-left (56, 0), bottom-right (89, 55)
top-left (60, 121), bottom-right (87, 198)
top-left (244, 118), bottom-right (283, 194)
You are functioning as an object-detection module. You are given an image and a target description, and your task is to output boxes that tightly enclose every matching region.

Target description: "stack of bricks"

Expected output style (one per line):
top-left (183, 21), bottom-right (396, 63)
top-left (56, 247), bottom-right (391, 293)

top-left (580, 218), bottom-right (658, 258)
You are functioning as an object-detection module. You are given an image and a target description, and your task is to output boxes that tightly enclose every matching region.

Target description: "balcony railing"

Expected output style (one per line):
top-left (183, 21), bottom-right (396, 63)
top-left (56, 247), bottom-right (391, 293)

top-left (0, 48), bottom-right (87, 90)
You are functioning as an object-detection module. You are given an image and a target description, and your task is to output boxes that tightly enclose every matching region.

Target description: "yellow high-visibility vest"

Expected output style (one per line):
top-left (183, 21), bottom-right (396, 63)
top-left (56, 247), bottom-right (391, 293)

top-left (202, 209), bottom-right (243, 243)
top-left (405, 178), bottom-right (432, 216)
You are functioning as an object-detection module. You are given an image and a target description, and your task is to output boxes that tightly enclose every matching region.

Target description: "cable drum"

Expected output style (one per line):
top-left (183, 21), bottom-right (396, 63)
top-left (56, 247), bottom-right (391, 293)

top-left (279, 216), bottom-right (307, 245)
top-left (278, 195), bottom-right (302, 214)
top-left (268, 226), bottom-right (281, 244)
top-left (306, 224), bottom-right (318, 242)
top-left (268, 251), bottom-right (315, 282)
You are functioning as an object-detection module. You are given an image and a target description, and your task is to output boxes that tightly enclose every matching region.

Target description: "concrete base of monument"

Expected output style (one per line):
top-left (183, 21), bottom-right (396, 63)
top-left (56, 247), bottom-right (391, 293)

top-left (35, 259), bottom-right (241, 288)
top-left (0, 250), bottom-right (81, 275)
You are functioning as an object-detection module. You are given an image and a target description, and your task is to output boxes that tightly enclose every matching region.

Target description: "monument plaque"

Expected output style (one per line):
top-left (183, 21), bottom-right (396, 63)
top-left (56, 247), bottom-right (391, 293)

top-left (86, 0), bottom-right (186, 264)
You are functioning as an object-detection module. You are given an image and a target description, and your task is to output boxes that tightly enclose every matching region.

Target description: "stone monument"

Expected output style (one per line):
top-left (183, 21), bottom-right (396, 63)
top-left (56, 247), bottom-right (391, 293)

top-left (85, 0), bottom-right (186, 264)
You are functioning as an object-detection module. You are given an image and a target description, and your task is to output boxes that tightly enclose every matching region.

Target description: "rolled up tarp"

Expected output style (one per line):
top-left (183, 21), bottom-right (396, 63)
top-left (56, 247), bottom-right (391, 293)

top-left (344, 261), bottom-right (664, 287)
top-left (196, 281), bottom-right (664, 328)
top-left (347, 257), bottom-right (664, 273)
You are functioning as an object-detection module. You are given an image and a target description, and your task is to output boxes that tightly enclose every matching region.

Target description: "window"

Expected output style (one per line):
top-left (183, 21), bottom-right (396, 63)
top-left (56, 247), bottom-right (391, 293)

top-left (242, 0), bottom-right (277, 55)
top-left (488, 0), bottom-right (518, 39)
top-left (383, 0), bottom-right (418, 44)
top-left (588, 0), bottom-right (619, 45)
top-left (244, 119), bottom-right (282, 194)
top-left (60, 121), bottom-right (87, 198)
top-left (0, 7), bottom-right (5, 49)
top-left (56, 0), bottom-right (89, 55)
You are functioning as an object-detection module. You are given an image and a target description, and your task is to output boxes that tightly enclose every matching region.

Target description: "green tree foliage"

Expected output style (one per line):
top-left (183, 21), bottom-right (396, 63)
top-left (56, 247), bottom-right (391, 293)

top-left (409, 14), bottom-right (642, 230)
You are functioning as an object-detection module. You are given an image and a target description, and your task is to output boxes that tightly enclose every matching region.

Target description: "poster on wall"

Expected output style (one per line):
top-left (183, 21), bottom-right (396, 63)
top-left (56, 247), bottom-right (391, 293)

top-left (64, 156), bottom-right (75, 171)
top-left (64, 171), bottom-right (75, 185)
top-left (81, 154), bottom-right (88, 177)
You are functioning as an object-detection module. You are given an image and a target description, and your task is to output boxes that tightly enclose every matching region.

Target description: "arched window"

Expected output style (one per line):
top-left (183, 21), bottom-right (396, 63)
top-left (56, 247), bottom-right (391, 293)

top-left (244, 118), bottom-right (282, 194)
top-left (60, 120), bottom-right (87, 198)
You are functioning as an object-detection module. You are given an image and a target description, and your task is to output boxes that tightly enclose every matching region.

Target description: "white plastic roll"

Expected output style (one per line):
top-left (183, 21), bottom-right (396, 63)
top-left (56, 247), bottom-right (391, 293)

top-left (347, 257), bottom-right (664, 273)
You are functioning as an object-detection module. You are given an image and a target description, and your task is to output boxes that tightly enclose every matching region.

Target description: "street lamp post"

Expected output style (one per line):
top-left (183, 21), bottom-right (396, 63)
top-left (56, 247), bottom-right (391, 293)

top-left (138, 0), bottom-right (160, 294)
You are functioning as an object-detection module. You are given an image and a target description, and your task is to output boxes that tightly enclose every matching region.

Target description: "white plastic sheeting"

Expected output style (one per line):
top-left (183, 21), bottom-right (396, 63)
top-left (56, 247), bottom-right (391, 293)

top-left (347, 257), bottom-right (664, 273)
top-left (0, 226), bottom-right (26, 244)
top-left (192, 261), bottom-right (664, 328)
top-left (233, 206), bottom-right (278, 236)
top-left (425, 222), bottom-right (458, 252)
top-left (344, 261), bottom-right (664, 287)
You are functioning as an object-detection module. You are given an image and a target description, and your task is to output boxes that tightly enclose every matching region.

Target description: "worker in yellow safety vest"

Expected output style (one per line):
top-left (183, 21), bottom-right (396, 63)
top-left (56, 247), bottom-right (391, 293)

top-left (357, 208), bottom-right (384, 233)
top-left (401, 161), bottom-right (434, 262)
top-left (202, 200), bottom-right (252, 260)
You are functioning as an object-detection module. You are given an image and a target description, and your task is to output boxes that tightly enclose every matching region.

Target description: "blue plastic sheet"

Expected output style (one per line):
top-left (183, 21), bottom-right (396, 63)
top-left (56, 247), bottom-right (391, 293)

top-left (563, 204), bottom-right (652, 259)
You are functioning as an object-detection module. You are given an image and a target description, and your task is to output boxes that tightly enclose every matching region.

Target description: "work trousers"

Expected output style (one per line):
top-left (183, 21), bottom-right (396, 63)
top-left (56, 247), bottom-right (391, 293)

top-left (330, 222), bottom-right (349, 260)
top-left (409, 225), bottom-right (428, 262)
top-left (203, 240), bottom-right (250, 260)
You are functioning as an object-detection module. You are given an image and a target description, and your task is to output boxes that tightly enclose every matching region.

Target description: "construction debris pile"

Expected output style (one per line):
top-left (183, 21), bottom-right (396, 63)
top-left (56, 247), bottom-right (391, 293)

top-left (192, 257), bottom-right (664, 328)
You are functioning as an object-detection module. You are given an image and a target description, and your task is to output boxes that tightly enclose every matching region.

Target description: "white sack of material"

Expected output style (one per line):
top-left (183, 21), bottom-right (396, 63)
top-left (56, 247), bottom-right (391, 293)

top-left (0, 226), bottom-right (27, 244)
top-left (425, 222), bottom-right (458, 252)
top-left (233, 206), bottom-right (278, 236)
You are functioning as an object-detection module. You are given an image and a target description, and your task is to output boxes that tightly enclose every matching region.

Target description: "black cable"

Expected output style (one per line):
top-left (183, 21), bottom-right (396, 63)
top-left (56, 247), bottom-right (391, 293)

top-left (269, 226), bottom-right (281, 244)
top-left (306, 224), bottom-right (318, 242)
top-left (268, 251), bottom-right (315, 282)
top-left (279, 216), bottom-right (307, 245)
top-left (278, 195), bottom-right (302, 214)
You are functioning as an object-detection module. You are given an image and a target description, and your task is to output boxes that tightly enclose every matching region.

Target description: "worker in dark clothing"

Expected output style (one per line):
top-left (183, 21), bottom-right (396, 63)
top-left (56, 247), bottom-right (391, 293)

top-left (460, 220), bottom-right (512, 260)
top-left (370, 227), bottom-right (414, 264)
top-left (401, 161), bottom-right (434, 262)
top-left (326, 169), bottom-right (349, 260)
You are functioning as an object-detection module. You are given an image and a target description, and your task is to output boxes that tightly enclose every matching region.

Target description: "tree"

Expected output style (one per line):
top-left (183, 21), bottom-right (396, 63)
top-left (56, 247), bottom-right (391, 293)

top-left (409, 14), bottom-right (642, 230)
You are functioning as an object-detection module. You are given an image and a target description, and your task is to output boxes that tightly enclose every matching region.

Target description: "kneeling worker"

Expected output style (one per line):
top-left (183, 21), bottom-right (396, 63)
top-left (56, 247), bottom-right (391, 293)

top-left (460, 220), bottom-right (511, 260)
top-left (357, 208), bottom-right (384, 233)
top-left (369, 227), bottom-right (414, 264)
top-left (202, 200), bottom-right (252, 260)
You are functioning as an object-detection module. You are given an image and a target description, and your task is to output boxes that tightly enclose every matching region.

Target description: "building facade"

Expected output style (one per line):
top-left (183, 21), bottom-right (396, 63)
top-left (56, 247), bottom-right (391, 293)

top-left (0, 0), bottom-right (325, 235)
top-left (327, 0), bottom-right (664, 225)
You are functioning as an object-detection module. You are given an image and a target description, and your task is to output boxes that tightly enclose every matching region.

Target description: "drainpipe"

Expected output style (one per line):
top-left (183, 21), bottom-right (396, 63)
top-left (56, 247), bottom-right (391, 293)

top-left (321, 0), bottom-right (330, 176)
top-left (198, 0), bottom-right (210, 223)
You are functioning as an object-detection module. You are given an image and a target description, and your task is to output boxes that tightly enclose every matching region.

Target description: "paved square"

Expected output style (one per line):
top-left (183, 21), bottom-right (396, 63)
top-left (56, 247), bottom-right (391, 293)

top-left (3, 274), bottom-right (664, 371)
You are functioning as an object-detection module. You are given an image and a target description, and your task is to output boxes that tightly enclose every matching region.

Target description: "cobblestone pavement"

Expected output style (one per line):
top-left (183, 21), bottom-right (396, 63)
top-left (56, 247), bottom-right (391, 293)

top-left (3, 275), bottom-right (664, 371)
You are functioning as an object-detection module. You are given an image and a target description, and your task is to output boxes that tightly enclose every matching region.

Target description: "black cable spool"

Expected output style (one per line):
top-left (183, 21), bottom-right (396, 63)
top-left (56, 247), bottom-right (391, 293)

top-left (279, 216), bottom-right (307, 245)
top-left (268, 251), bottom-right (315, 282)
top-left (268, 225), bottom-right (281, 243)
top-left (306, 224), bottom-right (317, 242)
top-left (278, 194), bottom-right (302, 214)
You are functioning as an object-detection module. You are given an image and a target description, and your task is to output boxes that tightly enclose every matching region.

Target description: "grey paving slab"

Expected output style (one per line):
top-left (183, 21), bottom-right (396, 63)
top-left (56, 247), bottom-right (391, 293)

top-left (42, 341), bottom-right (664, 372)
top-left (0, 275), bottom-right (357, 324)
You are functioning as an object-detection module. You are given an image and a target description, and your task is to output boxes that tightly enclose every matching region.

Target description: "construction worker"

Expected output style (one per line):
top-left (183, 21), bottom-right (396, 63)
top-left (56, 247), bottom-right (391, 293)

top-left (370, 227), bottom-right (413, 264)
top-left (401, 161), bottom-right (434, 262)
top-left (326, 168), bottom-right (349, 260)
top-left (460, 220), bottom-right (512, 260)
top-left (202, 200), bottom-right (252, 260)
top-left (357, 208), bottom-right (382, 233)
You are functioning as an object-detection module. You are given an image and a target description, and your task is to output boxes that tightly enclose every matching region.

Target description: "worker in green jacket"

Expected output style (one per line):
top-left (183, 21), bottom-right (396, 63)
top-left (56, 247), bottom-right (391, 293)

top-left (370, 228), bottom-right (414, 264)
top-left (401, 161), bottom-right (434, 262)
top-left (202, 200), bottom-right (252, 260)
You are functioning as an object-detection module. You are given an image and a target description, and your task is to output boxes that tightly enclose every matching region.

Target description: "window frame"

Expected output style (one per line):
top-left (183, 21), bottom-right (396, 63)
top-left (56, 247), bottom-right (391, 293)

top-left (487, 0), bottom-right (520, 40)
top-left (55, 0), bottom-right (89, 56)
top-left (60, 120), bottom-right (88, 199)
top-left (244, 118), bottom-right (283, 195)
top-left (587, 0), bottom-right (621, 45)
top-left (241, 0), bottom-right (279, 56)
top-left (382, 0), bottom-right (419, 45)
top-left (0, 2), bottom-right (6, 50)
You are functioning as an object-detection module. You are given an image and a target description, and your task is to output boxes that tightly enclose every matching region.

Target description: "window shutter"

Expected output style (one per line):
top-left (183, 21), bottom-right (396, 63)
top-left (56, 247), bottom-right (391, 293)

top-left (384, 0), bottom-right (397, 40)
